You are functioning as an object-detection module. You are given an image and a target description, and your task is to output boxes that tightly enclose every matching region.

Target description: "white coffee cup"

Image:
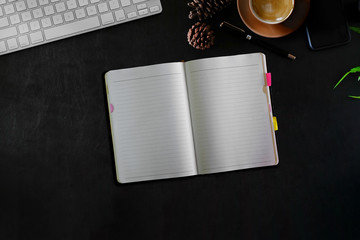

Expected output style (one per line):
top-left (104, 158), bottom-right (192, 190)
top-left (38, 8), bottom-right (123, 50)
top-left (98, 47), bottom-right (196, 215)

top-left (249, 0), bottom-right (295, 24)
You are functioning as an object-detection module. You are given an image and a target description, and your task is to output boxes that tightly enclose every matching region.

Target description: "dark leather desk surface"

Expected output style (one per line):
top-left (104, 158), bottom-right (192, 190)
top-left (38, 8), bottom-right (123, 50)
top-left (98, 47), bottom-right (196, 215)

top-left (1, 0), bottom-right (359, 239)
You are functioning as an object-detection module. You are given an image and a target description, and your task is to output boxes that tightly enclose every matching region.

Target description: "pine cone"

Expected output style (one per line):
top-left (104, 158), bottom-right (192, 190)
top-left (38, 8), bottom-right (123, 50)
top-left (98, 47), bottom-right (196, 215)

top-left (188, 0), bottom-right (233, 21)
top-left (187, 22), bottom-right (215, 50)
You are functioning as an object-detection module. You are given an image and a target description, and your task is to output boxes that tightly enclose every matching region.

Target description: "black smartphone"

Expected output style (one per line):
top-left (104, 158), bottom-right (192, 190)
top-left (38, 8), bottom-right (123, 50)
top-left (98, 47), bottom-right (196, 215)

top-left (305, 0), bottom-right (351, 50)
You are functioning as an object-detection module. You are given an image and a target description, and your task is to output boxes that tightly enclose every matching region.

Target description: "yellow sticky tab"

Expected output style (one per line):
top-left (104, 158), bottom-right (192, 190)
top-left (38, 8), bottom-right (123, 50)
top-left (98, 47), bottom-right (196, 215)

top-left (273, 116), bottom-right (278, 131)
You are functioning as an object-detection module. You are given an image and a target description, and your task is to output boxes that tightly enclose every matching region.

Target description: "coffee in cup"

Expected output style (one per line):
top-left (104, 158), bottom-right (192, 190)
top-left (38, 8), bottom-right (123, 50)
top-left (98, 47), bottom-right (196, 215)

top-left (250, 0), bottom-right (294, 24)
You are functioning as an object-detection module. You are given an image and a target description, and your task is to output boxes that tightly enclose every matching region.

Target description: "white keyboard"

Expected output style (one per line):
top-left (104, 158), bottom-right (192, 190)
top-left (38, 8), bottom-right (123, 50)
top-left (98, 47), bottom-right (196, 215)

top-left (0, 0), bottom-right (162, 55)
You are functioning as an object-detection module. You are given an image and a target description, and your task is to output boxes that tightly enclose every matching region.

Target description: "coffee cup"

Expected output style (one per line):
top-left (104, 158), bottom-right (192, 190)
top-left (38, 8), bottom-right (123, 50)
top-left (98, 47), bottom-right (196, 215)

top-left (249, 0), bottom-right (295, 24)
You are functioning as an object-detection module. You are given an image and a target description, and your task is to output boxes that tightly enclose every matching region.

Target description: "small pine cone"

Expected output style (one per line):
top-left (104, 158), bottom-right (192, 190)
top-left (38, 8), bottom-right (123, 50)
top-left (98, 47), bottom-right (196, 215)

top-left (188, 0), bottom-right (233, 21)
top-left (187, 22), bottom-right (215, 50)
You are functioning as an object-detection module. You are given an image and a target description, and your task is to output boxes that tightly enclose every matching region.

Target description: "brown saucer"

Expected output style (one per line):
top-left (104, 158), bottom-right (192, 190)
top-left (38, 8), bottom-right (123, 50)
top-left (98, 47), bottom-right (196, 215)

top-left (238, 0), bottom-right (310, 38)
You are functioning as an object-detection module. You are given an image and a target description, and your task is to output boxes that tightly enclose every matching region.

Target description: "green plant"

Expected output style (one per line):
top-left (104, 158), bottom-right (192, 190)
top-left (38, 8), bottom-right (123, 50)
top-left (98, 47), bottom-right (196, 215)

top-left (333, 27), bottom-right (360, 98)
top-left (350, 26), bottom-right (360, 34)
top-left (334, 67), bottom-right (360, 99)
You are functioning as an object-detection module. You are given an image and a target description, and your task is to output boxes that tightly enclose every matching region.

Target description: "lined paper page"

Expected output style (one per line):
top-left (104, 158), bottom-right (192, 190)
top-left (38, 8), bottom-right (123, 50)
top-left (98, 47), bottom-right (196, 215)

top-left (105, 63), bottom-right (197, 183)
top-left (185, 53), bottom-right (278, 174)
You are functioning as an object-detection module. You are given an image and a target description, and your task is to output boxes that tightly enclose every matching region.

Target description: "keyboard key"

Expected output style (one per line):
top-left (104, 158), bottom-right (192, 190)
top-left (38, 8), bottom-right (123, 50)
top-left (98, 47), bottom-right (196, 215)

top-left (44, 16), bottom-right (100, 40)
top-left (133, 0), bottom-right (146, 3)
top-left (100, 12), bottom-right (114, 25)
top-left (15, 1), bottom-right (27, 11)
top-left (21, 11), bottom-right (32, 21)
top-left (114, 9), bottom-right (124, 21)
top-left (75, 8), bottom-right (85, 18)
top-left (66, 0), bottom-right (77, 10)
top-left (86, 5), bottom-right (96, 16)
top-left (109, 0), bottom-right (120, 10)
top-left (10, 14), bottom-right (20, 24)
top-left (0, 26), bottom-right (17, 40)
top-left (78, 0), bottom-right (89, 7)
top-left (64, 11), bottom-right (75, 21)
top-left (138, 9), bottom-right (148, 16)
top-left (0, 7), bottom-right (3, 16)
top-left (150, 5), bottom-right (160, 12)
top-left (97, 2), bottom-right (108, 13)
top-left (44, 5), bottom-right (55, 15)
top-left (120, 0), bottom-right (130, 7)
top-left (41, 17), bottom-right (51, 27)
top-left (18, 23), bottom-right (29, 33)
top-left (30, 31), bottom-right (43, 43)
top-left (52, 14), bottom-right (63, 24)
top-left (18, 35), bottom-right (30, 46)
top-left (0, 0), bottom-right (5, 5)
top-left (0, 41), bottom-right (6, 52)
top-left (90, 0), bottom-right (100, 3)
top-left (7, 38), bottom-right (18, 49)
top-left (39, 0), bottom-right (49, 6)
top-left (0, 17), bottom-right (8, 27)
top-left (33, 8), bottom-right (44, 18)
top-left (137, 3), bottom-right (146, 10)
top-left (55, 2), bottom-right (66, 12)
top-left (30, 20), bottom-right (40, 30)
top-left (127, 11), bottom-right (136, 19)
top-left (26, 0), bottom-right (37, 9)
top-left (4, 4), bottom-right (15, 14)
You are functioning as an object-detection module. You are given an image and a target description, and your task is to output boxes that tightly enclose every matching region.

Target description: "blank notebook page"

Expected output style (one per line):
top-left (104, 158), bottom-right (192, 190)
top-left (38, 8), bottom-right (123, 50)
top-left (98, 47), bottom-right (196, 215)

top-left (185, 53), bottom-right (278, 174)
top-left (105, 63), bottom-right (197, 183)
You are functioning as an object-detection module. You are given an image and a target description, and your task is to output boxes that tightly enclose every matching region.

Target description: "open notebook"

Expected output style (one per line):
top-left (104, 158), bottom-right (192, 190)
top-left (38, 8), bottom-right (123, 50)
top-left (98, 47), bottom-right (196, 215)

top-left (105, 53), bottom-right (278, 183)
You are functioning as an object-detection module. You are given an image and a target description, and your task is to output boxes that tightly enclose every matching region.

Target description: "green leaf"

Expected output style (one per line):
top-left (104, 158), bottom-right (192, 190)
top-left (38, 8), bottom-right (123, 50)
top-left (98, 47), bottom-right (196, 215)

top-left (334, 66), bottom-right (360, 89)
top-left (349, 66), bottom-right (360, 73)
top-left (334, 71), bottom-right (350, 89)
top-left (350, 26), bottom-right (360, 34)
top-left (348, 95), bottom-right (360, 99)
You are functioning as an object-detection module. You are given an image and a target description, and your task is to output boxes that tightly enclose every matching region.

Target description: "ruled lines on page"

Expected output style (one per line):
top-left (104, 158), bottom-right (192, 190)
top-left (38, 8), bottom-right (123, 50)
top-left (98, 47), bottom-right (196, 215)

top-left (185, 53), bottom-right (277, 174)
top-left (106, 63), bottom-right (197, 183)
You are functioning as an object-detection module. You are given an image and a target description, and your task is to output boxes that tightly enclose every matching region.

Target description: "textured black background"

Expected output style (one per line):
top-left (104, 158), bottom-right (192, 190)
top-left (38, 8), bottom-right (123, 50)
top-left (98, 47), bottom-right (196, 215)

top-left (1, 0), bottom-right (360, 239)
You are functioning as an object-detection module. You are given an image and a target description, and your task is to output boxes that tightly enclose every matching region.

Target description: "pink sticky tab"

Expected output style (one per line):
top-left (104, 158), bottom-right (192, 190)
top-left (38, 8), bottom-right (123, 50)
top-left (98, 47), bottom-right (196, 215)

top-left (266, 73), bottom-right (272, 86)
top-left (110, 104), bottom-right (114, 113)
